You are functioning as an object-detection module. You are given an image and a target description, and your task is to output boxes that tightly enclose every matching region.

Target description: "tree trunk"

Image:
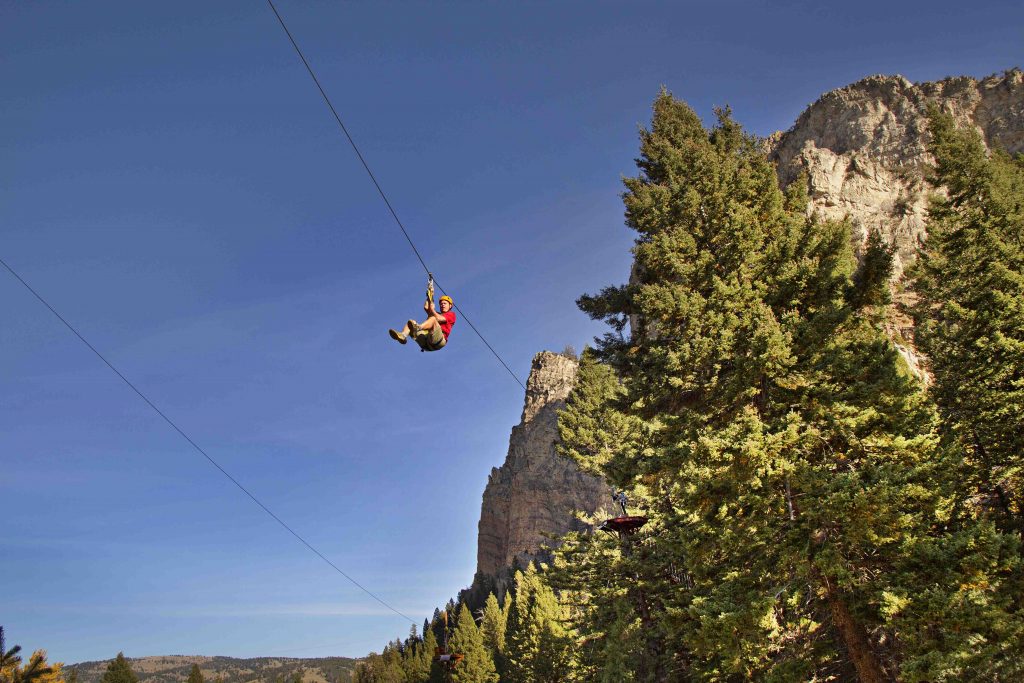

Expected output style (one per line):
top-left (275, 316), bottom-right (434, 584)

top-left (824, 584), bottom-right (890, 683)
top-left (621, 536), bottom-right (666, 683)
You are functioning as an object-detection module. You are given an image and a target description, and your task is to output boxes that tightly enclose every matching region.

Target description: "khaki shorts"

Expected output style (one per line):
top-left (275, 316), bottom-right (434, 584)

top-left (415, 325), bottom-right (447, 351)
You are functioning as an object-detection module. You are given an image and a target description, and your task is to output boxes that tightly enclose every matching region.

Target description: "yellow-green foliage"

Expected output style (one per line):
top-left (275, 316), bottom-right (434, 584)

top-left (558, 92), bottom-right (1024, 681)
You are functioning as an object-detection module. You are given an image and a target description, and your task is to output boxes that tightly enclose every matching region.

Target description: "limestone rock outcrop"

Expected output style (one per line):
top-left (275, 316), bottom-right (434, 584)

top-left (770, 69), bottom-right (1024, 275)
top-left (473, 351), bottom-right (611, 588)
top-left (769, 69), bottom-right (1023, 380)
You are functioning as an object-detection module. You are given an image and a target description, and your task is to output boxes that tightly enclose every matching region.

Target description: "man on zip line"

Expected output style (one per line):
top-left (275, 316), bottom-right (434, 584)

top-left (389, 279), bottom-right (456, 352)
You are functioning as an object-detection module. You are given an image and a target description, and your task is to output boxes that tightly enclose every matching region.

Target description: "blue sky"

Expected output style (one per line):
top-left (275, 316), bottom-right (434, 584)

top-left (2, 0), bottom-right (1020, 665)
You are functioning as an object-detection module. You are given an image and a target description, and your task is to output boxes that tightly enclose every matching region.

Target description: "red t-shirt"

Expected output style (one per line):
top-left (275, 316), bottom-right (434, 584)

top-left (440, 310), bottom-right (456, 339)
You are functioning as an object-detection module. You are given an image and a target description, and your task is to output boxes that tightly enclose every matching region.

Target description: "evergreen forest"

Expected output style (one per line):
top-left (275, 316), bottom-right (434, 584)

top-left (354, 94), bottom-right (1024, 682)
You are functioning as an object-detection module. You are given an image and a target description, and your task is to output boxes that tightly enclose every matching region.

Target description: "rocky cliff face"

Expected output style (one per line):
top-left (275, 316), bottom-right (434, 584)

top-left (770, 69), bottom-right (1024, 275)
top-left (471, 352), bottom-right (611, 594)
top-left (769, 69), bottom-right (1023, 378)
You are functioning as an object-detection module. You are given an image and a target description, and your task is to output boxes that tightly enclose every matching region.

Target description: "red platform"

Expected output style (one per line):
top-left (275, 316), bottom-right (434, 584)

top-left (599, 515), bottom-right (648, 533)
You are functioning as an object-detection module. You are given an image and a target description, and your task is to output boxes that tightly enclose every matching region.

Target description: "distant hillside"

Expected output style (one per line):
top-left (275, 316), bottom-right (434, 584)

top-left (69, 655), bottom-right (359, 683)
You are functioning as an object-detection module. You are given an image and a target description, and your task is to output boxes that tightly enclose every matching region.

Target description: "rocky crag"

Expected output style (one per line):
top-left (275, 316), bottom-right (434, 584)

top-left (770, 68), bottom-right (1024, 275)
top-left (770, 68), bottom-right (1023, 377)
top-left (466, 351), bottom-right (612, 603)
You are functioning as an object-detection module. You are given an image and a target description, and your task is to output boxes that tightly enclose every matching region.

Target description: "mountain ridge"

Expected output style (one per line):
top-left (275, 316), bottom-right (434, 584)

top-left (68, 654), bottom-right (359, 683)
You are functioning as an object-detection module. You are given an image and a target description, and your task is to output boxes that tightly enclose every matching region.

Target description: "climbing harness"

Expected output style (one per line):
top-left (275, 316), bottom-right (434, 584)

top-left (388, 274), bottom-right (453, 352)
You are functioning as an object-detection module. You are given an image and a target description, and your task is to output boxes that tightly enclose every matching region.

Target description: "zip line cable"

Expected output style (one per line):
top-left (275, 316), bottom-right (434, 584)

top-left (0, 256), bottom-right (415, 625)
top-left (265, 0), bottom-right (527, 391)
top-left (4, 0), bottom-right (526, 632)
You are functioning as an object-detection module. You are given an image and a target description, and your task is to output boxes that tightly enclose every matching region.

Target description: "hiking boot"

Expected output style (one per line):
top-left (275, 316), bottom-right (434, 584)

top-left (389, 328), bottom-right (407, 344)
top-left (407, 319), bottom-right (420, 335)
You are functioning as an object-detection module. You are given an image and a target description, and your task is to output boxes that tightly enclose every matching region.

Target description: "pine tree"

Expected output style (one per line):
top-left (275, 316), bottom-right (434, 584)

top-left (557, 90), bottom-right (1021, 680)
top-left (401, 624), bottom-right (424, 682)
top-left (0, 646), bottom-right (59, 683)
top-left (430, 609), bottom-right (445, 645)
top-left (503, 567), bottom-right (537, 683)
top-left (186, 664), bottom-right (204, 683)
top-left (405, 626), bottom-right (436, 683)
top-left (477, 593), bottom-right (506, 671)
top-left (912, 107), bottom-right (1024, 532)
top-left (448, 604), bottom-right (497, 683)
top-left (503, 566), bottom-right (572, 683)
top-left (354, 647), bottom-right (404, 683)
top-left (547, 507), bottom-right (645, 683)
top-left (350, 662), bottom-right (372, 683)
top-left (0, 628), bottom-right (21, 683)
top-left (850, 227), bottom-right (896, 309)
top-left (378, 643), bottom-right (405, 683)
top-left (99, 654), bottom-right (137, 683)
top-left (421, 628), bottom-right (445, 683)
top-left (895, 106), bottom-right (1024, 680)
